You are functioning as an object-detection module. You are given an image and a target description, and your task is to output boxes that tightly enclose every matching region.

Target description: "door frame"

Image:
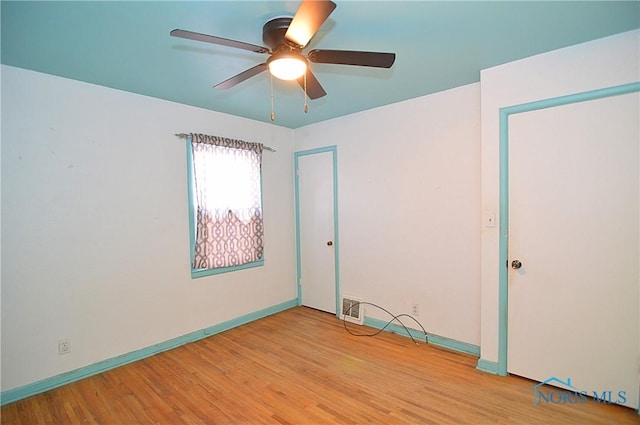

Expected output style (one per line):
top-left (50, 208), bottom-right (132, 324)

top-left (496, 81), bottom-right (640, 376)
top-left (294, 146), bottom-right (340, 316)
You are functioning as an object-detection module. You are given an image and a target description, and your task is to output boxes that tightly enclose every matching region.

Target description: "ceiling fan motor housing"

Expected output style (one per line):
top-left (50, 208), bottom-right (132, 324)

top-left (263, 17), bottom-right (297, 51)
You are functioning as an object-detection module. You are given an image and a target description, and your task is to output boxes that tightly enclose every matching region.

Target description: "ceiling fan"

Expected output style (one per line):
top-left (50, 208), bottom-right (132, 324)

top-left (170, 0), bottom-right (395, 102)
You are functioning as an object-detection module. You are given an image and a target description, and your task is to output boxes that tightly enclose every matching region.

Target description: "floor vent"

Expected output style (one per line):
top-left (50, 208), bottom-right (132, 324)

top-left (341, 295), bottom-right (364, 325)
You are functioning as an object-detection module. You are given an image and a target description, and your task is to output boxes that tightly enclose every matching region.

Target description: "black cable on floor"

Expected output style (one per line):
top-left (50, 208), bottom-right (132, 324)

top-left (342, 301), bottom-right (428, 345)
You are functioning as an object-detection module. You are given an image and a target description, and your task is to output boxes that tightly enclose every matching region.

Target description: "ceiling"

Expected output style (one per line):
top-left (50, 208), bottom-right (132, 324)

top-left (2, 1), bottom-right (639, 129)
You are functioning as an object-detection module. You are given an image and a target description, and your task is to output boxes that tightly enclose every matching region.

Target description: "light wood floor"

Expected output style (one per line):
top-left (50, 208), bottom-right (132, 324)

top-left (2, 307), bottom-right (639, 424)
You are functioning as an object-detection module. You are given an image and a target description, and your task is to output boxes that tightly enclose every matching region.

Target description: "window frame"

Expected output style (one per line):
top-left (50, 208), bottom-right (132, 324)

top-left (185, 137), bottom-right (265, 278)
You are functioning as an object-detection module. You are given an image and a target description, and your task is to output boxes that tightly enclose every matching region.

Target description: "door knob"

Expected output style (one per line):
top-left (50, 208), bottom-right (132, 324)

top-left (511, 260), bottom-right (522, 269)
top-left (327, 241), bottom-right (333, 246)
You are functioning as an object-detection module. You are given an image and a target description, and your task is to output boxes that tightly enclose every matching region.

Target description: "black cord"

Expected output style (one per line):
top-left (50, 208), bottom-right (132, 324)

top-left (342, 301), bottom-right (428, 345)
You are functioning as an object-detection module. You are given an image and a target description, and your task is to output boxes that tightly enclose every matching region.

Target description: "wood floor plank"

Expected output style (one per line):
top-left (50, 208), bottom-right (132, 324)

top-left (2, 307), bottom-right (639, 424)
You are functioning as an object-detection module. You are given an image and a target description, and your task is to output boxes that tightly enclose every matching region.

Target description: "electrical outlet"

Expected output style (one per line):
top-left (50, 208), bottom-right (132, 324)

top-left (58, 338), bottom-right (71, 355)
top-left (411, 304), bottom-right (419, 316)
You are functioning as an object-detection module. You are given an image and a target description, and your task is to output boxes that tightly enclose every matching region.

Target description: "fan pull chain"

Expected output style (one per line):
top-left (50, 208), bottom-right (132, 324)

top-left (270, 73), bottom-right (275, 121)
top-left (303, 72), bottom-right (309, 113)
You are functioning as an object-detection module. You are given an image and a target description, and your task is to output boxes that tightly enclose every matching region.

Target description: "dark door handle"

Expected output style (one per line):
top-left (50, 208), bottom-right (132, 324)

top-left (327, 241), bottom-right (333, 246)
top-left (511, 260), bottom-right (522, 269)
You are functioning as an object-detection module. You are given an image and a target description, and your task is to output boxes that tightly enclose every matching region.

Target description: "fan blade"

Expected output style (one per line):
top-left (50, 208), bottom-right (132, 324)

top-left (171, 29), bottom-right (269, 54)
top-left (285, 0), bottom-right (336, 48)
top-left (297, 69), bottom-right (327, 99)
top-left (214, 63), bottom-right (268, 90)
top-left (308, 49), bottom-right (396, 68)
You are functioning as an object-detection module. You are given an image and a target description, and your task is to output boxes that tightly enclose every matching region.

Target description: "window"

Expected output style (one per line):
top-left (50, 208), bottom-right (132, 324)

top-left (187, 134), bottom-right (264, 277)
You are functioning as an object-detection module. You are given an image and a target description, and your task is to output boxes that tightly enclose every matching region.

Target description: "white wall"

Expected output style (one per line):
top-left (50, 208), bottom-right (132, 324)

top-left (0, 65), bottom-right (297, 392)
top-left (479, 29), bottom-right (640, 364)
top-left (295, 84), bottom-right (481, 346)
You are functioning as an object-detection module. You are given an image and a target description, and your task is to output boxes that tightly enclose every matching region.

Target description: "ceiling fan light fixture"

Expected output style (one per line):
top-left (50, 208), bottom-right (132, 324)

top-left (267, 53), bottom-right (307, 80)
top-left (171, 0), bottom-right (394, 102)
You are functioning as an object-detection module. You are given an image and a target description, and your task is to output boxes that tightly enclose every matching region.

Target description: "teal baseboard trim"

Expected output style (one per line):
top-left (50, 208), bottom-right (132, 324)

top-left (0, 299), bottom-right (298, 406)
top-left (476, 358), bottom-right (500, 375)
top-left (363, 317), bottom-right (480, 357)
top-left (363, 317), bottom-right (427, 342)
top-left (428, 333), bottom-right (481, 357)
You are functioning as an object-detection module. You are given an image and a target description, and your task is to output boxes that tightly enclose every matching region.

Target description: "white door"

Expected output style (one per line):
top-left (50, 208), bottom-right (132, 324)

top-left (297, 150), bottom-right (337, 313)
top-left (508, 92), bottom-right (639, 408)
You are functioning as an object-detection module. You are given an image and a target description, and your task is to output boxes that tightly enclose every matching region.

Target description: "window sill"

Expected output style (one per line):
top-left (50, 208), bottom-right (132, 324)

top-left (191, 259), bottom-right (265, 278)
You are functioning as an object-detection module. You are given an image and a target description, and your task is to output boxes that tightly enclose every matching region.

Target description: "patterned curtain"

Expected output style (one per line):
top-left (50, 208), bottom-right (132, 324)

top-left (190, 133), bottom-right (264, 269)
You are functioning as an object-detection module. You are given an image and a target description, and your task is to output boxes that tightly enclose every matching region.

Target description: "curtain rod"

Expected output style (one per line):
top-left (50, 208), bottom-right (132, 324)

top-left (174, 133), bottom-right (276, 152)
